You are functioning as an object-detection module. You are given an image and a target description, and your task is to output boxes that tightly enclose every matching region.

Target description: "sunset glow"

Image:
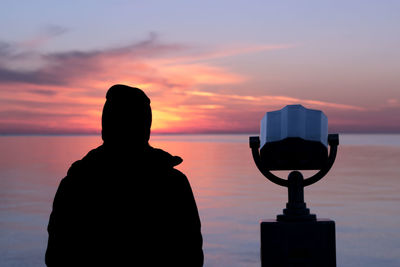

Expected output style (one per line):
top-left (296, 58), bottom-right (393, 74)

top-left (1, 1), bottom-right (399, 134)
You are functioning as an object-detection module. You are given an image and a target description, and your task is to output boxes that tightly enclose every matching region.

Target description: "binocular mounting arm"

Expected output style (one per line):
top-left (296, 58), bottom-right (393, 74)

top-left (249, 134), bottom-right (339, 187)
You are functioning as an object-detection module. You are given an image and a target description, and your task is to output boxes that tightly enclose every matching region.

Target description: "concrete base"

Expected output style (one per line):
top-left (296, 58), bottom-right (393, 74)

top-left (260, 218), bottom-right (336, 267)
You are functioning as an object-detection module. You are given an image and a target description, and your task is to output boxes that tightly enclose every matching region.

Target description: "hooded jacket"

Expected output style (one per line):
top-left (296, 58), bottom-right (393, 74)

top-left (45, 144), bottom-right (203, 266)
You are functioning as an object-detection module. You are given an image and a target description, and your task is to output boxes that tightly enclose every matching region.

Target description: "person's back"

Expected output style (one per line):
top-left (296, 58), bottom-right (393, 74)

top-left (45, 85), bottom-right (203, 266)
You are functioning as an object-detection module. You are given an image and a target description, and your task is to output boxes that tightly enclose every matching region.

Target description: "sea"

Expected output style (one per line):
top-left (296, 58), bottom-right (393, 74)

top-left (1, 134), bottom-right (400, 266)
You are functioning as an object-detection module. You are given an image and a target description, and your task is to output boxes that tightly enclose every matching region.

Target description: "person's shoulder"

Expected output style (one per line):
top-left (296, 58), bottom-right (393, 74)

top-left (169, 168), bottom-right (187, 179)
top-left (167, 168), bottom-right (193, 190)
top-left (66, 145), bottom-right (104, 177)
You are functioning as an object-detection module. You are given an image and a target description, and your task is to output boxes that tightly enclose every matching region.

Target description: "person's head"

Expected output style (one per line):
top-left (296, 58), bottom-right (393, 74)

top-left (101, 84), bottom-right (152, 149)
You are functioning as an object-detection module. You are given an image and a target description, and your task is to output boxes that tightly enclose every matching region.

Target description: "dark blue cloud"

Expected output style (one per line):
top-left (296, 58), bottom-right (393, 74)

top-left (0, 33), bottom-right (185, 86)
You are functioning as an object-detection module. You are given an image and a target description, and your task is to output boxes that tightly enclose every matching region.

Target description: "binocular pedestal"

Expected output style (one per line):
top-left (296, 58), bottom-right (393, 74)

top-left (277, 171), bottom-right (316, 222)
top-left (250, 134), bottom-right (339, 267)
top-left (260, 171), bottom-right (336, 267)
top-left (261, 219), bottom-right (336, 267)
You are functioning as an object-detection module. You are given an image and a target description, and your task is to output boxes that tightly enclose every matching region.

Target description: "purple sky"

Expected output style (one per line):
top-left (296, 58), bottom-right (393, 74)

top-left (1, 0), bottom-right (399, 134)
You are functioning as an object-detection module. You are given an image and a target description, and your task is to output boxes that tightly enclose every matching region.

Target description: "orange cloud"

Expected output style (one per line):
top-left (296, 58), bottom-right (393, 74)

top-left (1, 35), bottom-right (397, 134)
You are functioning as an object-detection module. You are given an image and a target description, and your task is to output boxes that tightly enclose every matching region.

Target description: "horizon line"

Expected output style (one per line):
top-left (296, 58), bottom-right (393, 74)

top-left (1, 131), bottom-right (400, 137)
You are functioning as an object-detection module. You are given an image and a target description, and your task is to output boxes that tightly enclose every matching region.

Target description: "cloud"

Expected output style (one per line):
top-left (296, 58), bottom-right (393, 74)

top-left (155, 43), bottom-right (296, 65)
top-left (0, 41), bottom-right (36, 63)
top-left (43, 25), bottom-right (68, 37)
top-left (0, 34), bottom-right (248, 133)
top-left (19, 24), bottom-right (69, 48)
top-left (2, 34), bottom-right (393, 134)
top-left (0, 33), bottom-right (189, 86)
top-left (28, 89), bottom-right (58, 96)
top-left (387, 98), bottom-right (399, 107)
top-left (0, 42), bottom-right (13, 59)
top-left (187, 91), bottom-right (365, 111)
top-left (0, 67), bottom-right (64, 85)
top-left (0, 33), bottom-right (292, 87)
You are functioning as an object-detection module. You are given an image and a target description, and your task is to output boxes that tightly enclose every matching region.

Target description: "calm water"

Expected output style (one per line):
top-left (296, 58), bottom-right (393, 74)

top-left (1, 134), bottom-right (400, 266)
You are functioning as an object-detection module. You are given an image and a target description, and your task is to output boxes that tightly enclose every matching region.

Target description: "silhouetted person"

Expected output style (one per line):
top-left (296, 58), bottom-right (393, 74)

top-left (45, 84), bottom-right (203, 266)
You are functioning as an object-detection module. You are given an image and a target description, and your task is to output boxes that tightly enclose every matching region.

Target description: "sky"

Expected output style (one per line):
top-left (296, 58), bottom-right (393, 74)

top-left (0, 0), bottom-right (399, 134)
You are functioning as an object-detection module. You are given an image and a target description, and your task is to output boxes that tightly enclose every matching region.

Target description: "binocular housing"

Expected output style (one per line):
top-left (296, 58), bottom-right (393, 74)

top-left (259, 105), bottom-right (329, 170)
top-left (260, 137), bottom-right (328, 170)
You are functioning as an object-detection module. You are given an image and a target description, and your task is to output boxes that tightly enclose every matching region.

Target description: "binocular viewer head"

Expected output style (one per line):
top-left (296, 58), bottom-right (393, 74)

top-left (259, 105), bottom-right (330, 170)
top-left (250, 105), bottom-right (339, 221)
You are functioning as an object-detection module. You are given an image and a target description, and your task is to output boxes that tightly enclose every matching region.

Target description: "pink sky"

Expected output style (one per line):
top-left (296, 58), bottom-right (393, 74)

top-left (1, 2), bottom-right (399, 134)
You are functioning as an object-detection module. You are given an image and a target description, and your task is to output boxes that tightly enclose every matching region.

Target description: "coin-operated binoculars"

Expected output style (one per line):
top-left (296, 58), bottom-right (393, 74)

top-left (249, 105), bottom-right (339, 267)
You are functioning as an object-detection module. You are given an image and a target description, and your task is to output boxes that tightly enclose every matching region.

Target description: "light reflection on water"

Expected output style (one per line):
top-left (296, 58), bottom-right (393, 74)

top-left (0, 134), bottom-right (400, 266)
